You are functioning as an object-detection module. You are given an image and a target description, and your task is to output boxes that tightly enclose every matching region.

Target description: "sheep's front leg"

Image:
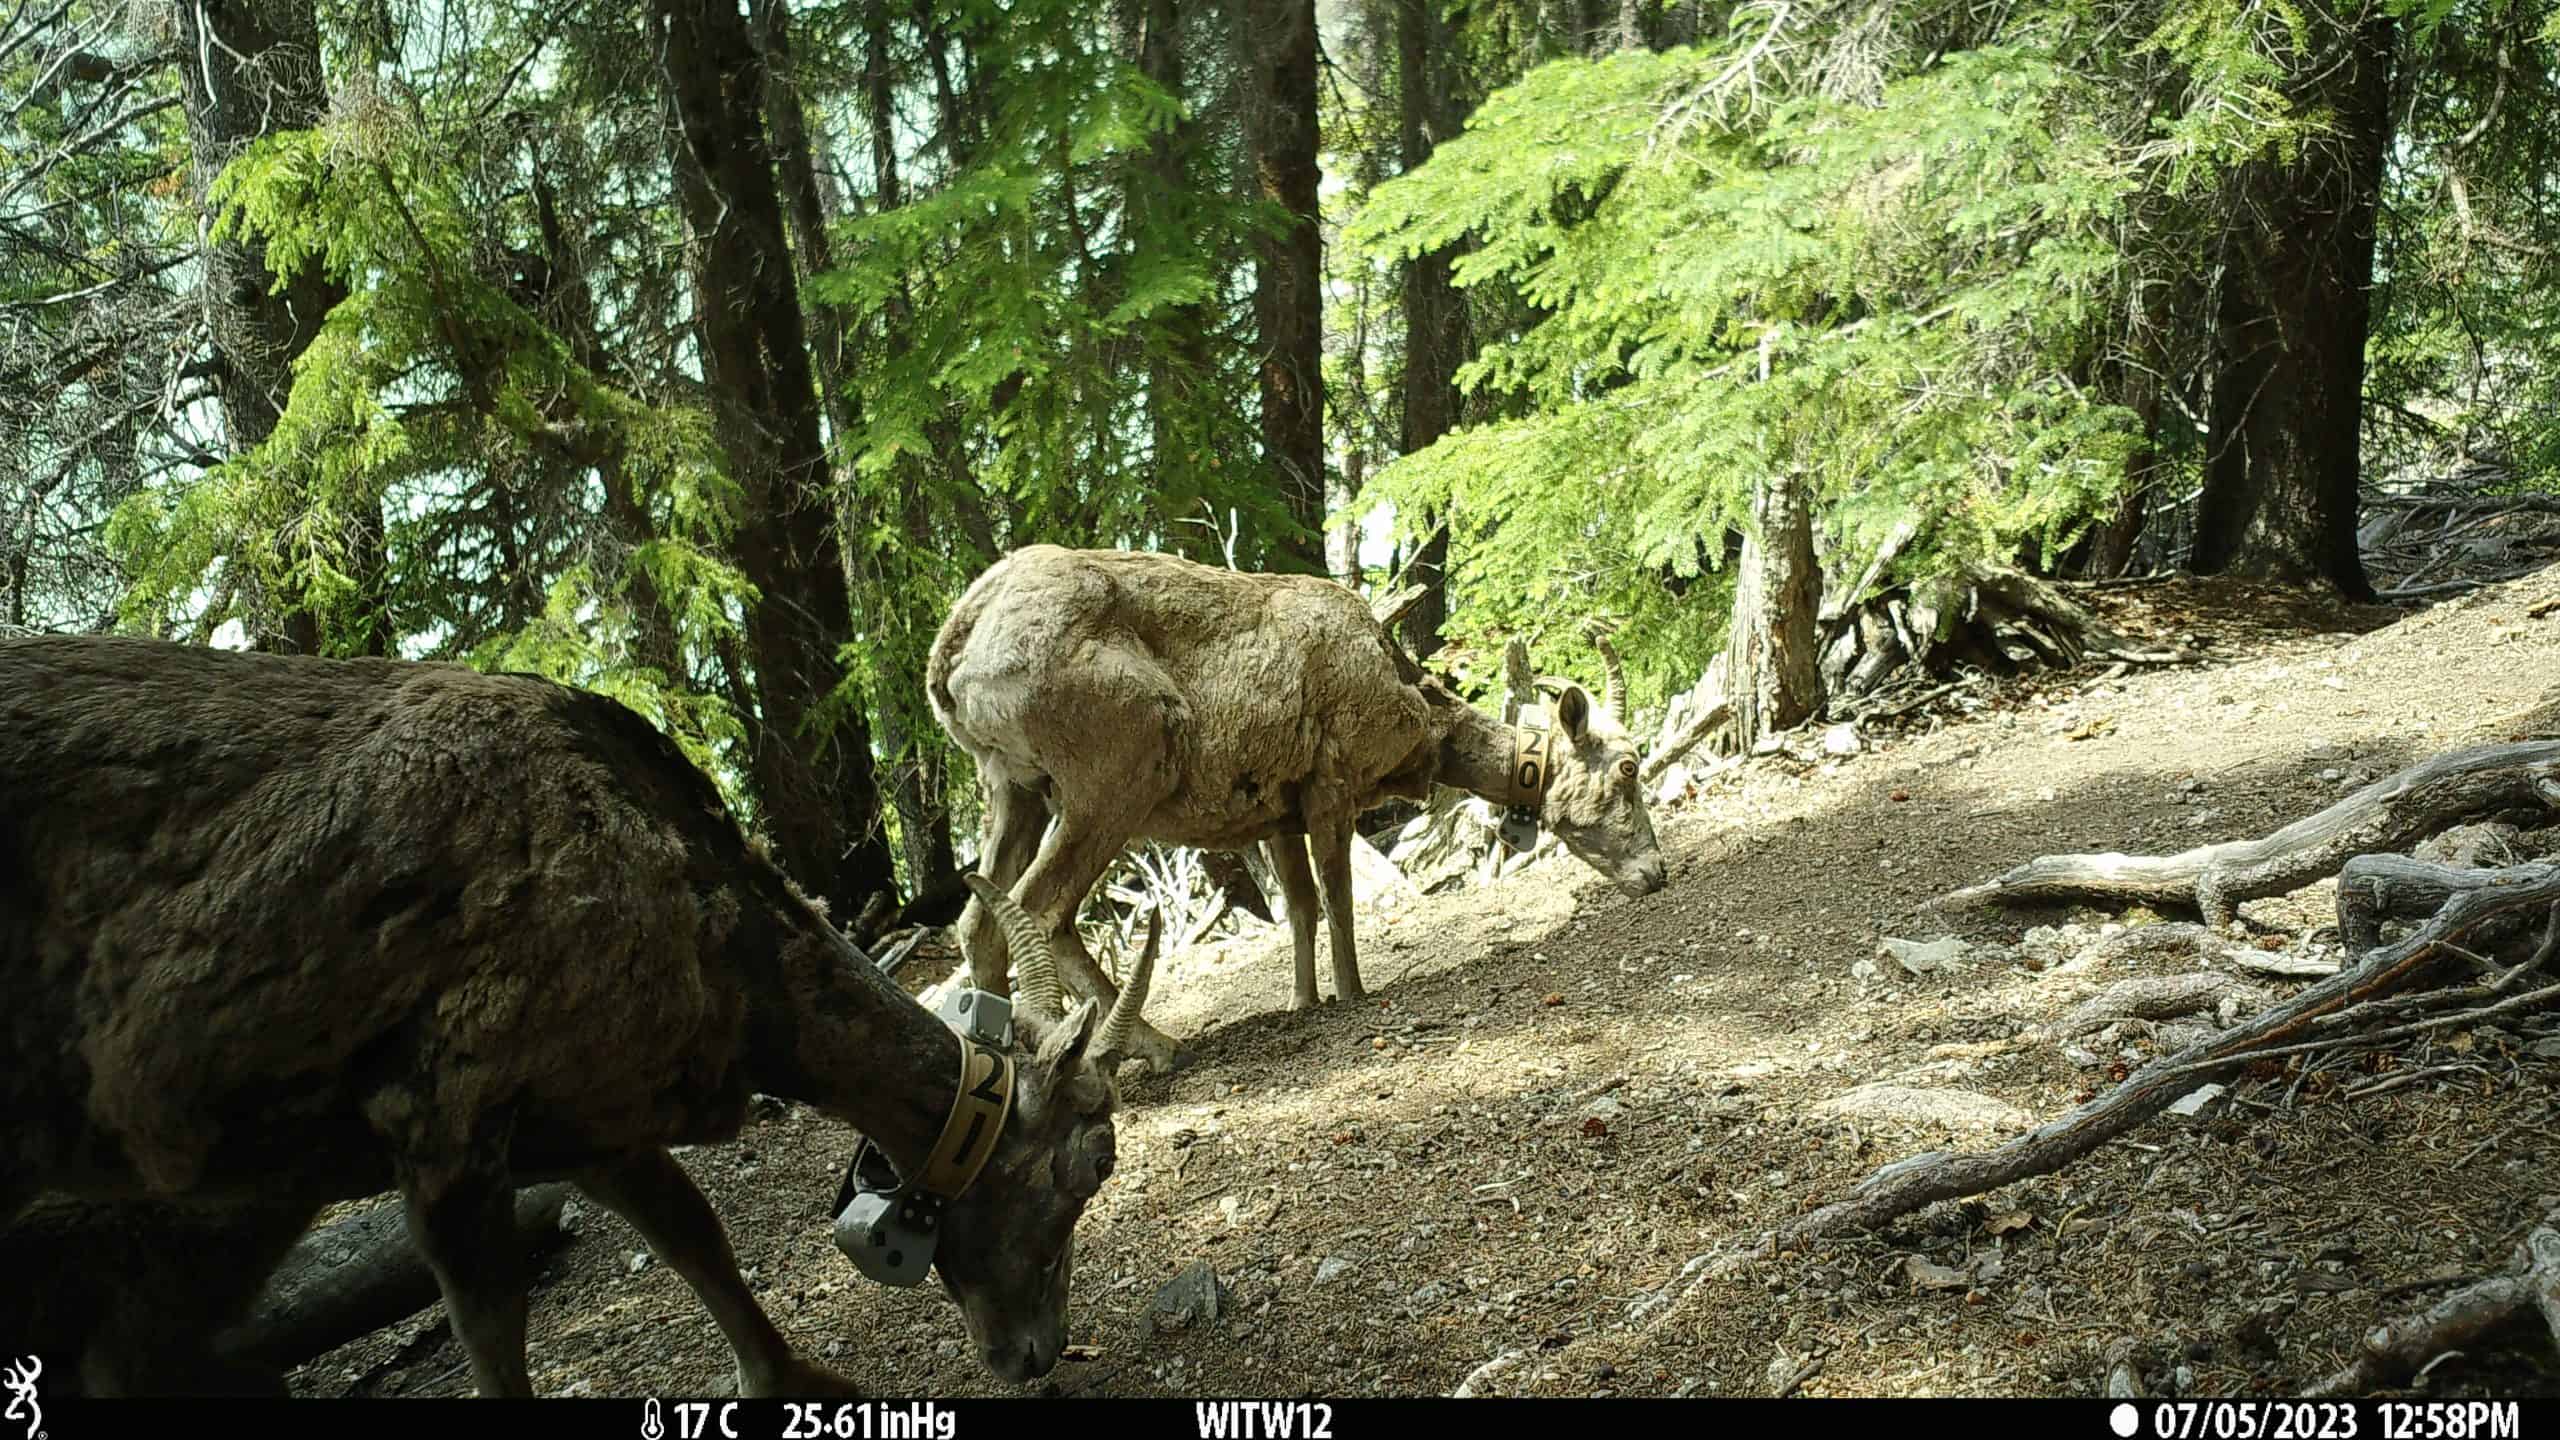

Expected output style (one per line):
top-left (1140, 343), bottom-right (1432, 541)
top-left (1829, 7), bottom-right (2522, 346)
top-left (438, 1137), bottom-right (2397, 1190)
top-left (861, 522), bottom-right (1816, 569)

top-left (1310, 817), bottom-right (1366, 1003)
top-left (399, 1165), bottom-right (533, 1397)
top-left (958, 781), bottom-right (1052, 995)
top-left (1014, 811), bottom-right (1188, 1070)
top-left (578, 1148), bottom-right (856, 1397)
top-left (1264, 835), bottom-right (1324, 1010)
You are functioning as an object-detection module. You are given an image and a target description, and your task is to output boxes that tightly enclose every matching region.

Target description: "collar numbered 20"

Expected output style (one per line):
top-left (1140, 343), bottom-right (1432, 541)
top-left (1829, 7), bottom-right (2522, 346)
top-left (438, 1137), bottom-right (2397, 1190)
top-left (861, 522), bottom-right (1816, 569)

top-left (1501, 719), bottom-right (1559, 852)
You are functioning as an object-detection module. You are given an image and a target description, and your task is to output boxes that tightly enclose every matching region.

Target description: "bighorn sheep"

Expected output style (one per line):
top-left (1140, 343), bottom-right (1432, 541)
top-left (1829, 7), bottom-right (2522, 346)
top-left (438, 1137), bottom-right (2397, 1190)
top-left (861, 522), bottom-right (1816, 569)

top-left (0, 635), bottom-right (1142, 1396)
top-left (927, 545), bottom-right (1668, 1070)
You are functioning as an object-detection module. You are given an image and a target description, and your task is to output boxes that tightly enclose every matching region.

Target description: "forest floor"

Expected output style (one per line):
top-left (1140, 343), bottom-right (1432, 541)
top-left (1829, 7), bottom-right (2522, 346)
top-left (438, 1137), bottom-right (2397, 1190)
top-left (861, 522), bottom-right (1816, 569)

top-left (294, 564), bottom-right (2560, 1401)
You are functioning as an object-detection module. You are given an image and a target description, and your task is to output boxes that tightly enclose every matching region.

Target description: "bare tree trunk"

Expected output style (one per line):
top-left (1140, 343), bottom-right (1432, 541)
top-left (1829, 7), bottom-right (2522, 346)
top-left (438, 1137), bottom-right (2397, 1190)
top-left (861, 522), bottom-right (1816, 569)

top-left (529, 167), bottom-right (686, 684)
top-left (172, 0), bottom-right (368, 654)
top-left (654, 0), bottom-right (897, 920)
top-left (2192, 4), bottom-right (2394, 601)
top-left (1125, 0), bottom-right (1227, 562)
top-left (1394, 0), bottom-right (1472, 657)
top-left (1244, 0), bottom-right (1326, 572)
top-left (1722, 470), bottom-right (1822, 748)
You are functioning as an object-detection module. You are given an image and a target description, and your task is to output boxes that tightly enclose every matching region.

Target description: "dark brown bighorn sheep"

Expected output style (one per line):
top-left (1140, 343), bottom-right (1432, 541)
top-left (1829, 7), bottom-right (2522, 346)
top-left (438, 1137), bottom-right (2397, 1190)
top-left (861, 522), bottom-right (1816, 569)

top-left (927, 545), bottom-right (1668, 1071)
top-left (0, 635), bottom-right (1140, 1396)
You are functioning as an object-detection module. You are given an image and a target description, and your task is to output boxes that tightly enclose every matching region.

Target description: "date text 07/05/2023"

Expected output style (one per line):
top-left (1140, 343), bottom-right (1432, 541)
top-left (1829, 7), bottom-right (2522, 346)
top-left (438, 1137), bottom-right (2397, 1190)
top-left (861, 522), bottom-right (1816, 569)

top-left (2119, 1401), bottom-right (2521, 1440)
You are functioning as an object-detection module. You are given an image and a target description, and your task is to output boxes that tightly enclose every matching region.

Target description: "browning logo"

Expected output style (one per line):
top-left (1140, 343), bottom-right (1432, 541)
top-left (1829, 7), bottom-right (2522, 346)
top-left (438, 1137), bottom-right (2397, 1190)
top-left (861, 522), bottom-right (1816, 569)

top-left (2, 1355), bottom-right (39, 1440)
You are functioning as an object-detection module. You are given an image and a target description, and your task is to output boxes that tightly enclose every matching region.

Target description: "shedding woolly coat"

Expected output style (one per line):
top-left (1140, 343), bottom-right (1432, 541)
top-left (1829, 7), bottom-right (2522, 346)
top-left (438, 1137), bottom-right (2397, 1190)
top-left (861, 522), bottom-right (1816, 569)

top-left (927, 545), bottom-right (1462, 847)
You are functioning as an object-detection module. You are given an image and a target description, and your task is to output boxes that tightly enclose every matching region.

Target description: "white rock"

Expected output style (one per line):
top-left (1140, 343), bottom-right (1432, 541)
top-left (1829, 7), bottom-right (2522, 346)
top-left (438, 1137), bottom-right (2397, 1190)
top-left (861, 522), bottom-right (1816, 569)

top-left (1655, 765), bottom-right (1692, 806)
top-left (2167, 1083), bottom-right (2227, 1118)
top-left (1819, 1084), bottom-right (2030, 1131)
top-left (1879, 935), bottom-right (1968, 975)
top-left (1822, 724), bottom-right (1863, 757)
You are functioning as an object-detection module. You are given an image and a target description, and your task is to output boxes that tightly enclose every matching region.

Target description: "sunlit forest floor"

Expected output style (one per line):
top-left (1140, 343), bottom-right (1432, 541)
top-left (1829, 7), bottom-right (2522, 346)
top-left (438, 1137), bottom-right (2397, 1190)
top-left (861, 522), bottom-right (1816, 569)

top-left (292, 565), bottom-right (2560, 1399)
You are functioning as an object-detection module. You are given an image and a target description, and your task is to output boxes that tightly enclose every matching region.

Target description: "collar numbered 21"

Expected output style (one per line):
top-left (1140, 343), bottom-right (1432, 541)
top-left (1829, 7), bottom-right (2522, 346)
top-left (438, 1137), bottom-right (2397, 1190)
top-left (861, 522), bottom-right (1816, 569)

top-left (829, 986), bottom-right (1017, 1287)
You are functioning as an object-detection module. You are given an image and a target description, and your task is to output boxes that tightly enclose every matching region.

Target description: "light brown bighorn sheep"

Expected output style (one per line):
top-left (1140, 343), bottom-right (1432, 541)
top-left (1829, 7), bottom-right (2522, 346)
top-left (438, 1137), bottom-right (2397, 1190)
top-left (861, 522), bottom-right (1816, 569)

top-left (0, 635), bottom-right (1141, 1396)
top-left (927, 545), bottom-right (1668, 1070)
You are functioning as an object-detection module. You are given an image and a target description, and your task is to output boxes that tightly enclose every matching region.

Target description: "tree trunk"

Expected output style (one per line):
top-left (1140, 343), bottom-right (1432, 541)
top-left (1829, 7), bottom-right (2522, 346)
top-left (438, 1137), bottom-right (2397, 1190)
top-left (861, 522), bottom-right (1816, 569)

top-left (1127, 0), bottom-right (1227, 562)
top-left (529, 168), bottom-right (686, 684)
top-left (1394, 0), bottom-right (1470, 659)
top-left (654, 0), bottom-right (897, 920)
top-left (172, 0), bottom-right (369, 655)
top-left (2072, 316), bottom-right (2169, 579)
top-left (1244, 0), bottom-right (1326, 572)
top-left (1721, 470), bottom-right (1822, 748)
top-left (2191, 6), bottom-right (2394, 601)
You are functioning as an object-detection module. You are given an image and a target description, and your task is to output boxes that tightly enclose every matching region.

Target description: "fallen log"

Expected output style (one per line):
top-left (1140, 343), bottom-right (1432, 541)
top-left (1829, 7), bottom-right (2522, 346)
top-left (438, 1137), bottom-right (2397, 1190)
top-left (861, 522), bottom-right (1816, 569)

top-left (1775, 863), bottom-right (2560, 1253)
top-left (1933, 742), bottom-right (2560, 925)
top-left (216, 1184), bottom-right (577, 1373)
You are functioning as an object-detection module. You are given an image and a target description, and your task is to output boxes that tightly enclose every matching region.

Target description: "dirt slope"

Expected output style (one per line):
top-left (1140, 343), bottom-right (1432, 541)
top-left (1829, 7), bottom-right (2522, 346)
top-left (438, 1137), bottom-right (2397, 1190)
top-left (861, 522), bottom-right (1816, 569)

top-left (294, 565), bottom-right (2560, 1400)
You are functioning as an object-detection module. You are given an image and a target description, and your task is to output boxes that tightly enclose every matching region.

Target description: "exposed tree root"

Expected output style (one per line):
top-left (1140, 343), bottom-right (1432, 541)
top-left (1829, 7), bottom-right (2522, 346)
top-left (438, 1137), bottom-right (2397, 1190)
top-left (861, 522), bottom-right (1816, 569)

top-left (217, 1185), bottom-right (576, 1375)
top-left (2304, 1275), bottom-right (2537, 1397)
top-left (1934, 741), bottom-right (2560, 924)
top-left (1783, 866), bottom-right (2560, 1251)
top-left (2305, 1209), bottom-right (2560, 1397)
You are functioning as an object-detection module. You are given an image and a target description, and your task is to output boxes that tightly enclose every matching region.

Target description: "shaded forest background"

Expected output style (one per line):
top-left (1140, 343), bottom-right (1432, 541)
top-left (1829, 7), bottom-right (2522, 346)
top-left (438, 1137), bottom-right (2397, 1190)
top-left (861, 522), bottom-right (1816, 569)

top-left (5, 0), bottom-right (2556, 923)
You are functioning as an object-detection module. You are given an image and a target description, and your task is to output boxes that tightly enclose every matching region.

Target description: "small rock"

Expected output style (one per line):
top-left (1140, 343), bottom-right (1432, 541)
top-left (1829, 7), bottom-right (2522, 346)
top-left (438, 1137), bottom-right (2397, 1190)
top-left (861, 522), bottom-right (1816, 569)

top-left (1150, 1259), bottom-right (1226, 1333)
top-left (1542, 993), bottom-right (1565, 1007)
top-left (1822, 724), bottom-right (1863, 757)
top-left (1407, 1280), bottom-right (1452, 1311)
top-left (1314, 1256), bottom-right (1353, 1287)
top-left (1851, 957), bottom-right (1883, 982)
top-left (2021, 925), bottom-right (2077, 965)
top-left (626, 1251), bottom-right (652, 1276)
top-left (1904, 1256), bottom-right (1970, 1290)
top-left (1879, 935), bottom-right (1967, 975)
top-left (2318, 768), bottom-right (2345, 783)
top-left (2167, 1083), bottom-right (2226, 1118)
top-left (1821, 1084), bottom-right (2030, 1131)
top-left (2413, 822), bottom-right (2523, 870)
top-left (1584, 1095), bottom-right (1625, 1122)
top-left (1654, 765), bottom-right (1692, 806)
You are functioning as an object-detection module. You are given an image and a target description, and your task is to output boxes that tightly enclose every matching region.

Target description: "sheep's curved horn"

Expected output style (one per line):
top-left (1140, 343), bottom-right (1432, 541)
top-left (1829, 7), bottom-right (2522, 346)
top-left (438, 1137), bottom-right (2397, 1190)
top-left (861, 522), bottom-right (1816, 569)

top-left (1593, 634), bottom-right (1626, 716)
top-left (1092, 907), bottom-right (1161, 1063)
top-left (962, 873), bottom-right (1062, 1017)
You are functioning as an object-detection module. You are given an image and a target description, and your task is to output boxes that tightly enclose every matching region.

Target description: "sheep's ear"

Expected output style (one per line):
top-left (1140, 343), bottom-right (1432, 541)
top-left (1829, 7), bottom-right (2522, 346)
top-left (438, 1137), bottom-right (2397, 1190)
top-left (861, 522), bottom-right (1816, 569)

top-left (1038, 997), bottom-right (1102, 1069)
top-left (1555, 683), bottom-right (1592, 740)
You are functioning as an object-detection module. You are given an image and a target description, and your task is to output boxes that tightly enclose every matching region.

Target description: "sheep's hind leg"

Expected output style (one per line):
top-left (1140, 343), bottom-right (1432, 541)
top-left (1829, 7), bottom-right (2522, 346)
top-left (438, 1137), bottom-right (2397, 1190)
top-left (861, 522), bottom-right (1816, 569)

top-left (399, 1164), bottom-right (534, 1397)
top-left (577, 1148), bottom-right (857, 1397)
top-left (1264, 835), bottom-right (1324, 1010)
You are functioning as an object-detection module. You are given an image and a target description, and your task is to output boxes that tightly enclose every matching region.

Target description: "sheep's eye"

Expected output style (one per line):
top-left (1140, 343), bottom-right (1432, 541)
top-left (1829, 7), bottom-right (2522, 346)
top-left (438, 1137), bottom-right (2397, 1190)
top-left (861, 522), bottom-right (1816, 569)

top-left (1617, 760), bottom-right (1638, 781)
